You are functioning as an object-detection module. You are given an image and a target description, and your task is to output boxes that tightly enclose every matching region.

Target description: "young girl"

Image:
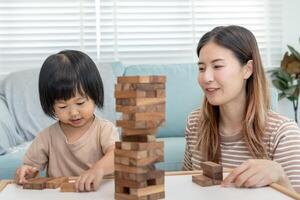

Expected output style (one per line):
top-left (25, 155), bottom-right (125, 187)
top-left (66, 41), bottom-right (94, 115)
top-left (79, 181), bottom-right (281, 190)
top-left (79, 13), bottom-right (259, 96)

top-left (15, 50), bottom-right (118, 192)
top-left (183, 25), bottom-right (300, 193)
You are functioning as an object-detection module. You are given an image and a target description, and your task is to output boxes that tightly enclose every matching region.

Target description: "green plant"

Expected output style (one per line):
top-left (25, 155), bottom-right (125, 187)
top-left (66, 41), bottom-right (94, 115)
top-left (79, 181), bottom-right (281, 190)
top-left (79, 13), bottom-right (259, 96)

top-left (269, 38), bottom-right (300, 123)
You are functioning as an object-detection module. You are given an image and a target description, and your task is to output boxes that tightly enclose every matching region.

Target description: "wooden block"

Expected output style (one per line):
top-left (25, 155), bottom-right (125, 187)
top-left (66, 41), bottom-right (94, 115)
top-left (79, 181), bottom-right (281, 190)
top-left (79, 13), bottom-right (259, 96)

top-left (130, 184), bottom-right (164, 196)
top-left (122, 135), bottom-right (156, 142)
top-left (60, 182), bottom-right (76, 192)
top-left (115, 149), bottom-right (148, 159)
top-left (115, 90), bottom-right (147, 98)
top-left (115, 83), bottom-right (165, 91)
top-left (117, 76), bottom-right (166, 84)
top-left (148, 191), bottom-right (165, 200)
top-left (201, 161), bottom-right (223, 180)
top-left (23, 177), bottom-right (54, 190)
top-left (46, 177), bottom-right (69, 189)
top-left (121, 128), bottom-right (158, 136)
top-left (116, 141), bottom-right (164, 151)
top-left (116, 103), bottom-right (165, 113)
top-left (117, 120), bottom-right (164, 129)
top-left (115, 170), bottom-right (164, 182)
top-left (122, 112), bottom-right (165, 121)
top-left (115, 192), bottom-right (147, 200)
top-left (115, 179), bottom-right (147, 188)
top-left (116, 98), bottom-right (165, 107)
top-left (115, 164), bottom-right (153, 174)
top-left (115, 155), bottom-right (164, 167)
top-left (192, 175), bottom-right (213, 187)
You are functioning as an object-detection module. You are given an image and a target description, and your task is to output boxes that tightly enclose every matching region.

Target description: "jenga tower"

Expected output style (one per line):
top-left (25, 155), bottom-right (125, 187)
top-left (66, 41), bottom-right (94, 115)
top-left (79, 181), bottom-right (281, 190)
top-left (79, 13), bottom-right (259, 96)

top-left (114, 76), bottom-right (166, 200)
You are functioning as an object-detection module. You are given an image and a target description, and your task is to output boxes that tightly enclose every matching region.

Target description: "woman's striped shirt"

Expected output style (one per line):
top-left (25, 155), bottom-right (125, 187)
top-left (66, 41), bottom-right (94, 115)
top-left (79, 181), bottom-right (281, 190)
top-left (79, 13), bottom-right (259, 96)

top-left (183, 108), bottom-right (300, 192)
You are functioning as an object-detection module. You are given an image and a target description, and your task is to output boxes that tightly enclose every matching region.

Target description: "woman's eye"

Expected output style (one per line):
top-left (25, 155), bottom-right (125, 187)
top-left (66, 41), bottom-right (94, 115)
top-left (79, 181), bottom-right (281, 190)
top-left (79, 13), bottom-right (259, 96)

top-left (58, 106), bottom-right (67, 109)
top-left (214, 65), bottom-right (223, 69)
top-left (198, 67), bottom-right (205, 72)
top-left (77, 102), bottom-right (85, 105)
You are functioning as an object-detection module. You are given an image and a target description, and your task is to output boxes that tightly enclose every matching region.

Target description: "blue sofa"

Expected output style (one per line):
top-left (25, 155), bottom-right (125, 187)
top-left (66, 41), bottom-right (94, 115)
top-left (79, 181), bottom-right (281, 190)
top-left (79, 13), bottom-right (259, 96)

top-left (0, 62), bottom-right (277, 179)
top-left (0, 62), bottom-right (204, 179)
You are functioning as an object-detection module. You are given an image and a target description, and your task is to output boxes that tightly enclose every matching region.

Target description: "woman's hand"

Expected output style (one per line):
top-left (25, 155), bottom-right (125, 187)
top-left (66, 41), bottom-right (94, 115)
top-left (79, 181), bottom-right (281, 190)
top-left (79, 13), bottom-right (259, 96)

top-left (15, 165), bottom-right (39, 185)
top-left (75, 168), bottom-right (104, 192)
top-left (222, 159), bottom-right (286, 188)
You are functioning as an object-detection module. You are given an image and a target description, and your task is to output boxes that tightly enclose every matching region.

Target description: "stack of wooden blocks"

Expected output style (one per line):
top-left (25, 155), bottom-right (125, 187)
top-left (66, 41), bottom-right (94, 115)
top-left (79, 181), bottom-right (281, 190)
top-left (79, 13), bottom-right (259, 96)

top-left (192, 161), bottom-right (223, 187)
top-left (114, 76), bottom-right (166, 200)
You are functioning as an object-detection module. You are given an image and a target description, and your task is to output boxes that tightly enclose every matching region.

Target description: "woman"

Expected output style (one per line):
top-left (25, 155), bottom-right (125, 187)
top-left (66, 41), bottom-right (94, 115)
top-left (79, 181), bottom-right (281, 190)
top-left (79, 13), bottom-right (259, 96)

top-left (183, 25), bottom-right (300, 192)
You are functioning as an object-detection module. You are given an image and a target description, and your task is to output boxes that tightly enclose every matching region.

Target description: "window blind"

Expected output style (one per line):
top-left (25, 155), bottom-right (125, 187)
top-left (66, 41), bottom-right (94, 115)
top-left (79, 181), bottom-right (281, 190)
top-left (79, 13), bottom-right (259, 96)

top-left (0, 0), bottom-right (282, 75)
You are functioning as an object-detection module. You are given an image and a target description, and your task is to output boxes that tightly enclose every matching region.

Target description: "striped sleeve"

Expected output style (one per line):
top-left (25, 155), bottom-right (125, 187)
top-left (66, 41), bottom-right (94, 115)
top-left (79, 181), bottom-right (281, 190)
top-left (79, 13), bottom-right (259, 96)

top-left (183, 114), bottom-right (193, 170)
top-left (272, 120), bottom-right (300, 193)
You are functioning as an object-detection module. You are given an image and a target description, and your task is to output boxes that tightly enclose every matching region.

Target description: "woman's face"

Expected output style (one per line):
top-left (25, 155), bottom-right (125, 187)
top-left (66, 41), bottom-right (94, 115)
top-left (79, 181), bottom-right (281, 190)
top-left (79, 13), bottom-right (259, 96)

top-left (197, 41), bottom-right (252, 106)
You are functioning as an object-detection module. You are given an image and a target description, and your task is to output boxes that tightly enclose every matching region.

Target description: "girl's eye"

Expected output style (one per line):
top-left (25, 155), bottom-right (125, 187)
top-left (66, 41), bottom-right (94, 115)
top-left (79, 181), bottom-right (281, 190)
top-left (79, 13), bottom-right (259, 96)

top-left (58, 106), bottom-right (67, 109)
top-left (77, 102), bottom-right (85, 105)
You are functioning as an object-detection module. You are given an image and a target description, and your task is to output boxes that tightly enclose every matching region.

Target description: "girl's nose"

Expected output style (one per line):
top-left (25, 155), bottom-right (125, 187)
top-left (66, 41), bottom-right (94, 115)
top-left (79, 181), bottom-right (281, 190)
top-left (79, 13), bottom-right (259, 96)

top-left (69, 106), bottom-right (79, 116)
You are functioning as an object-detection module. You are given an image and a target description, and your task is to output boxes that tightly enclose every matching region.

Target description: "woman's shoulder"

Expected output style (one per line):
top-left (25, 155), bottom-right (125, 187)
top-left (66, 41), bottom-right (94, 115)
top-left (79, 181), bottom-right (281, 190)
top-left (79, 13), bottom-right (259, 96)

top-left (265, 110), bottom-right (300, 138)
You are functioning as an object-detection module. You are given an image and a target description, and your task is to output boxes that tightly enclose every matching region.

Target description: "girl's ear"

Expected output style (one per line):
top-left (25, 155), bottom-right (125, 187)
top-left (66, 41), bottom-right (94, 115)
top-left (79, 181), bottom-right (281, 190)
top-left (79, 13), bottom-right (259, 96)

top-left (243, 60), bottom-right (253, 79)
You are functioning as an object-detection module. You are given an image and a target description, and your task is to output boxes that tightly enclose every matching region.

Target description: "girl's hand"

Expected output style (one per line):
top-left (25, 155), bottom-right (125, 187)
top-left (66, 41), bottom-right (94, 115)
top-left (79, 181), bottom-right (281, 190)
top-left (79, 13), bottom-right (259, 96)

top-left (75, 168), bottom-right (104, 192)
top-left (222, 159), bottom-right (285, 188)
top-left (15, 165), bottom-right (39, 185)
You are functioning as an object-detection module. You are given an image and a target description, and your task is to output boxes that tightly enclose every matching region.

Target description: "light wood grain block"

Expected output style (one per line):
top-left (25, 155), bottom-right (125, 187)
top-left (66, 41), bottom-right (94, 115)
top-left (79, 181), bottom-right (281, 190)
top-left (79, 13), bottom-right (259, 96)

top-left (117, 76), bottom-right (166, 84)
top-left (23, 177), bottom-right (54, 190)
top-left (121, 135), bottom-right (156, 142)
top-left (46, 177), bottom-right (69, 189)
top-left (117, 120), bottom-right (164, 129)
top-left (201, 161), bottom-right (223, 180)
top-left (116, 104), bottom-right (165, 113)
top-left (60, 182), bottom-right (76, 192)
top-left (116, 98), bottom-right (165, 107)
top-left (122, 112), bottom-right (165, 121)
top-left (116, 141), bottom-right (164, 151)
top-left (115, 83), bottom-right (165, 91)
top-left (115, 164), bottom-right (153, 174)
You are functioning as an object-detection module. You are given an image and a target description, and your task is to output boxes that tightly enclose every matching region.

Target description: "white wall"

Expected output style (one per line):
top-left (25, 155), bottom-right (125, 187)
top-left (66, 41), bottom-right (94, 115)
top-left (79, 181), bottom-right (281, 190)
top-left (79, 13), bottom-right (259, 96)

top-left (278, 0), bottom-right (300, 125)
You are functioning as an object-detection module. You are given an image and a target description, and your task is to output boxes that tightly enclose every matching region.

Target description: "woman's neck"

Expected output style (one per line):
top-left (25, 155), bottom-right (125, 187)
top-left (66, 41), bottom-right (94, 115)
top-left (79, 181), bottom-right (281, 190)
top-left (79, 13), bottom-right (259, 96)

top-left (219, 93), bottom-right (246, 136)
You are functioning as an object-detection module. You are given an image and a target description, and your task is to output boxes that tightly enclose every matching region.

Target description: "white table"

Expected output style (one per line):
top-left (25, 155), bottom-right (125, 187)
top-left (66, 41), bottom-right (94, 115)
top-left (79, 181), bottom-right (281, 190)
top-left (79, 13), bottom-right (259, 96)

top-left (0, 175), bottom-right (293, 200)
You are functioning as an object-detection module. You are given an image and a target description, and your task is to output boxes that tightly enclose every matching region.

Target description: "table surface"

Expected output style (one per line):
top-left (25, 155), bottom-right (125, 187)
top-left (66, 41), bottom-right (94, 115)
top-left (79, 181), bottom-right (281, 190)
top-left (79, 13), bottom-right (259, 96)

top-left (0, 175), bottom-right (292, 200)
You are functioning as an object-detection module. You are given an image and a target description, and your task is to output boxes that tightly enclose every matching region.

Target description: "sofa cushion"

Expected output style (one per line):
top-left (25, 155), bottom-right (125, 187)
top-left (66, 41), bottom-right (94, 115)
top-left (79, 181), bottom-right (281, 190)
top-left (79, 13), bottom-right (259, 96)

top-left (123, 64), bottom-right (203, 138)
top-left (0, 96), bottom-right (23, 155)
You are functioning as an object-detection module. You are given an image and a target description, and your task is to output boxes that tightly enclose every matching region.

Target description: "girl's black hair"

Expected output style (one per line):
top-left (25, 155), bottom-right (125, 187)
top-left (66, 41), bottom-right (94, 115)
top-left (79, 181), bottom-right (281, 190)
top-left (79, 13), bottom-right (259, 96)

top-left (39, 50), bottom-right (104, 118)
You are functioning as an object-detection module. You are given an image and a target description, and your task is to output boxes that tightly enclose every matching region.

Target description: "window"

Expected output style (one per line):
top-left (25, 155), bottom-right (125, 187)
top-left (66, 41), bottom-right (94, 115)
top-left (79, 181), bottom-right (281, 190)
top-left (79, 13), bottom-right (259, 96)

top-left (0, 0), bottom-right (282, 75)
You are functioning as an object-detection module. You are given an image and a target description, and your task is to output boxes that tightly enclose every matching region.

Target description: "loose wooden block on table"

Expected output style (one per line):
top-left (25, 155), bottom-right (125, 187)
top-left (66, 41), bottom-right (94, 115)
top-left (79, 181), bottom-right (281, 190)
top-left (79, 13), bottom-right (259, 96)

top-left (201, 161), bottom-right (223, 180)
top-left (192, 175), bottom-right (222, 187)
top-left (23, 177), bottom-right (54, 190)
top-left (60, 182), bottom-right (76, 192)
top-left (46, 177), bottom-right (69, 189)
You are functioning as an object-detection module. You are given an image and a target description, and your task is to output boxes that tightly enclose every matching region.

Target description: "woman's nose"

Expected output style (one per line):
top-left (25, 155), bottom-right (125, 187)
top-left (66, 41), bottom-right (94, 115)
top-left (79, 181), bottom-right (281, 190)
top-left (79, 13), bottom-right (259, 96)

top-left (203, 68), bottom-right (214, 83)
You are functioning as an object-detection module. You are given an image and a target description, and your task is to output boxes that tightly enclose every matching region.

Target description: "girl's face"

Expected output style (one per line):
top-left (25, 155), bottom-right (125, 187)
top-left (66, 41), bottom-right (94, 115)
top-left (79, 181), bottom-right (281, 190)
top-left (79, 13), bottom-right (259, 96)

top-left (53, 92), bottom-right (95, 128)
top-left (197, 41), bottom-right (252, 106)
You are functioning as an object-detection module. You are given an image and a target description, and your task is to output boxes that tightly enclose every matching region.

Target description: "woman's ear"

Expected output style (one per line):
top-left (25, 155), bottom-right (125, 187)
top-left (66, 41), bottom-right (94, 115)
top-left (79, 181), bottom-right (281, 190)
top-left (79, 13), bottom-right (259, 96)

top-left (243, 60), bottom-right (253, 79)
